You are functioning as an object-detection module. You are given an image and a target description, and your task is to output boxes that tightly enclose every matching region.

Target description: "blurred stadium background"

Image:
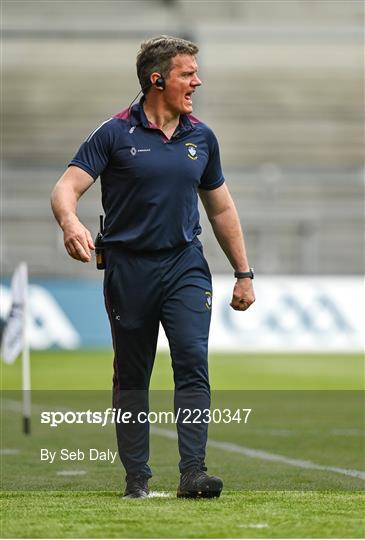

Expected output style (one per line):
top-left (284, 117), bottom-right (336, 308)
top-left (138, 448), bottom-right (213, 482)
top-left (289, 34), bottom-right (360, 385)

top-left (1, 0), bottom-right (364, 353)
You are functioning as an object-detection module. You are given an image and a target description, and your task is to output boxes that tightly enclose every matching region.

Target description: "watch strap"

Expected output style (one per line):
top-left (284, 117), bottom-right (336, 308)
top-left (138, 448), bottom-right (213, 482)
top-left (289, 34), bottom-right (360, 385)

top-left (234, 268), bottom-right (254, 279)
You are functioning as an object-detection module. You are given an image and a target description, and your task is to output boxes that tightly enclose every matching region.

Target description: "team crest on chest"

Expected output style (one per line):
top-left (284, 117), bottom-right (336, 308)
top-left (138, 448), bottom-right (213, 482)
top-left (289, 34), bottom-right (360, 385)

top-left (185, 142), bottom-right (198, 160)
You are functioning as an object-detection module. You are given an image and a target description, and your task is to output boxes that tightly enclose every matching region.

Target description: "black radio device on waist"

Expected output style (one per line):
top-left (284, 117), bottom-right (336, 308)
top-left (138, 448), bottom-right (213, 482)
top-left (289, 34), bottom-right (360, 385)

top-left (95, 215), bottom-right (105, 270)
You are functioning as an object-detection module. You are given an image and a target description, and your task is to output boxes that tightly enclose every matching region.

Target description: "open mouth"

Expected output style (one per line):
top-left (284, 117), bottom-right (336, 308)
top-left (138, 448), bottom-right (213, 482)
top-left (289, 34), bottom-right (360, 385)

top-left (184, 91), bottom-right (194, 103)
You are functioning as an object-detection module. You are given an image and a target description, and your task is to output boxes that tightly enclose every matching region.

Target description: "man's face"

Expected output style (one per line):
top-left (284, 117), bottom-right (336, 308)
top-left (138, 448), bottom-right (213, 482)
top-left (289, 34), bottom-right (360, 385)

top-left (163, 54), bottom-right (202, 115)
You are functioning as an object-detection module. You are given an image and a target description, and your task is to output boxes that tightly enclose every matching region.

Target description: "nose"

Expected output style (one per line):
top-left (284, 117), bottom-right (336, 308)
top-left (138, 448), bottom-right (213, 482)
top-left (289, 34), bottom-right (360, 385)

top-left (192, 74), bottom-right (202, 87)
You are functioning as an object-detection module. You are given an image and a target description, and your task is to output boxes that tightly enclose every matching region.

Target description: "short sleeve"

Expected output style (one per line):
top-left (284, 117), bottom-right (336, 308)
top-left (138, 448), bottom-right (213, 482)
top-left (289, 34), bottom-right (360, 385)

top-left (68, 118), bottom-right (113, 181)
top-left (199, 128), bottom-right (225, 191)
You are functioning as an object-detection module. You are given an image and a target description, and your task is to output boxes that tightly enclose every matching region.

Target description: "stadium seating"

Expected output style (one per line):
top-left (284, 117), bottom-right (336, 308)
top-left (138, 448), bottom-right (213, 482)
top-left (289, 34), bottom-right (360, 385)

top-left (2, 0), bottom-right (363, 276)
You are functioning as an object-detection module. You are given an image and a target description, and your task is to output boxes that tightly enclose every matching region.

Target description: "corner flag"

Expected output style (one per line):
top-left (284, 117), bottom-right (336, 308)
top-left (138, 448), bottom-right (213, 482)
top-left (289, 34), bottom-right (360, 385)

top-left (1, 262), bottom-right (28, 364)
top-left (1, 262), bottom-right (31, 433)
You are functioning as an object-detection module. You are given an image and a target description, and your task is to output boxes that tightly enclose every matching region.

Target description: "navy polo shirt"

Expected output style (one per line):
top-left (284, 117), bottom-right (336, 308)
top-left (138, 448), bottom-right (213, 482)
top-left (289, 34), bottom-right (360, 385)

top-left (69, 98), bottom-right (225, 251)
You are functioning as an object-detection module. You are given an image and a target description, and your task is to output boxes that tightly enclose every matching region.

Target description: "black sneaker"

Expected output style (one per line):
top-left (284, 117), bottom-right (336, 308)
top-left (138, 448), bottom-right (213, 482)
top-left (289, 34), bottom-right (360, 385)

top-left (123, 474), bottom-right (149, 498)
top-left (177, 467), bottom-right (223, 498)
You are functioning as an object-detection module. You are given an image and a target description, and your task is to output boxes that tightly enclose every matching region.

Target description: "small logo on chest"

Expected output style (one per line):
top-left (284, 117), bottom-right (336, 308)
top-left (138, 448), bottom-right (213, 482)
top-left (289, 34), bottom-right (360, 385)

top-left (185, 142), bottom-right (198, 160)
top-left (130, 146), bottom-right (151, 156)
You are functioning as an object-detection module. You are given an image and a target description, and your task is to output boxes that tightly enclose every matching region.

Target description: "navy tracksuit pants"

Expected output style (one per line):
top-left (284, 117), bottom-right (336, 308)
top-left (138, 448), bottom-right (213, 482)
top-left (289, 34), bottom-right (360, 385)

top-left (103, 238), bottom-right (212, 478)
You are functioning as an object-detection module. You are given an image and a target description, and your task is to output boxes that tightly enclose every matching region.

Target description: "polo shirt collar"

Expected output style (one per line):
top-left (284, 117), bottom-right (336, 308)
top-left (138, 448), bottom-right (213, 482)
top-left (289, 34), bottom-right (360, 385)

top-left (130, 97), bottom-right (195, 134)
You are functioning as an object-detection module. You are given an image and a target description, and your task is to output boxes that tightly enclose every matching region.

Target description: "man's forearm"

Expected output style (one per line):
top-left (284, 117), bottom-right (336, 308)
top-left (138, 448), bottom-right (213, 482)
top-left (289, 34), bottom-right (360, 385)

top-left (208, 206), bottom-right (250, 272)
top-left (51, 182), bottom-right (79, 230)
top-left (50, 167), bottom-right (95, 262)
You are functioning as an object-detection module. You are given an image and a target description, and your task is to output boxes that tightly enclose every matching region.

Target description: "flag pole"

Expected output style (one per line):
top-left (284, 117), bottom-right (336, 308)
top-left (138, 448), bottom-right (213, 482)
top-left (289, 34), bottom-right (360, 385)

top-left (21, 263), bottom-right (31, 434)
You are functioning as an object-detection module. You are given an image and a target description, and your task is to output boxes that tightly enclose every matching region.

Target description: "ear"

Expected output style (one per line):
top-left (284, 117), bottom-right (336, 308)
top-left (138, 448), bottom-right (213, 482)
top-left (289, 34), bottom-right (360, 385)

top-left (150, 72), bottom-right (160, 84)
top-left (150, 72), bottom-right (164, 89)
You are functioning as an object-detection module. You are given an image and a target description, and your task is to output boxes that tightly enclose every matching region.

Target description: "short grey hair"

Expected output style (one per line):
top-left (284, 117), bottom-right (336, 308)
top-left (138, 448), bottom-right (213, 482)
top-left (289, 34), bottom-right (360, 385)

top-left (136, 35), bottom-right (199, 94)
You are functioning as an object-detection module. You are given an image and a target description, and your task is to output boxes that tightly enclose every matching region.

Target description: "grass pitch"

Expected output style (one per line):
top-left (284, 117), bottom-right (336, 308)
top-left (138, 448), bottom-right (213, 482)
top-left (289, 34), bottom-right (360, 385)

top-left (2, 490), bottom-right (364, 539)
top-left (1, 351), bottom-right (364, 538)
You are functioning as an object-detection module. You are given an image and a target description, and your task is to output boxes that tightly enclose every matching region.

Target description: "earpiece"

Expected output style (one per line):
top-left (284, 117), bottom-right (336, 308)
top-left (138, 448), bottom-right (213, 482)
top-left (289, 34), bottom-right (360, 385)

top-left (155, 76), bottom-right (165, 89)
top-left (127, 74), bottom-right (165, 116)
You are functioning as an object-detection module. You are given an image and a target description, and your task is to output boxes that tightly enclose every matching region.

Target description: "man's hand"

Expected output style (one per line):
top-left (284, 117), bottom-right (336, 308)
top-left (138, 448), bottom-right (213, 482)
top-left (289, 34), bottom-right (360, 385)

top-left (230, 279), bottom-right (255, 311)
top-left (63, 216), bottom-right (95, 263)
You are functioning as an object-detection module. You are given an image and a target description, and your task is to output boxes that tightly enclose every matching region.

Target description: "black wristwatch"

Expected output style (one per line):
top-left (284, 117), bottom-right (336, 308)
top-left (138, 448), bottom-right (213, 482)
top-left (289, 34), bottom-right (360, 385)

top-left (234, 268), bottom-right (254, 279)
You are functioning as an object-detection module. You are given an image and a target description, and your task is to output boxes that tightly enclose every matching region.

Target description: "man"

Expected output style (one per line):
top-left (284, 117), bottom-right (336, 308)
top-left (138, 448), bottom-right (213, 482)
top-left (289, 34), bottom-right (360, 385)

top-left (51, 35), bottom-right (255, 499)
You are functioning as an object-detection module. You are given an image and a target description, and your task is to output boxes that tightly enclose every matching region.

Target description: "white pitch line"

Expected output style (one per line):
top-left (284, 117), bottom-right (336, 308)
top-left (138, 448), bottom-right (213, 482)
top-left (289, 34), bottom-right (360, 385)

top-left (2, 399), bottom-right (67, 413)
top-left (239, 523), bottom-right (269, 529)
top-left (148, 491), bottom-right (170, 498)
top-left (248, 428), bottom-right (294, 436)
top-left (331, 428), bottom-right (364, 436)
top-left (2, 399), bottom-right (25, 412)
top-left (0, 448), bottom-right (20, 455)
top-left (56, 470), bottom-right (87, 476)
top-left (151, 427), bottom-right (365, 481)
